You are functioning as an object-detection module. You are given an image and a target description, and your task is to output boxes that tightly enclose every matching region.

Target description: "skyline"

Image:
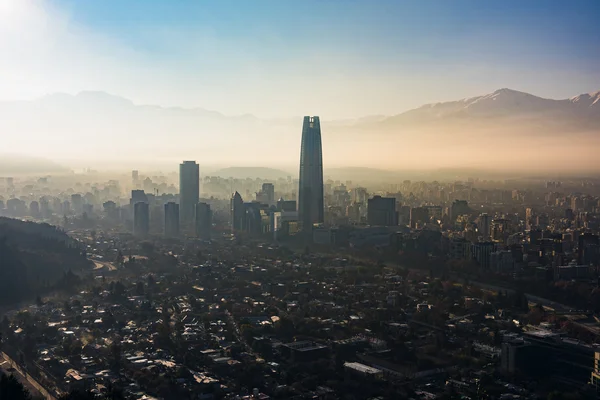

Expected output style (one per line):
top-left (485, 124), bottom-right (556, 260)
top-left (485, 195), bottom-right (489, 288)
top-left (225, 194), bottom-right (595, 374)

top-left (1, 0), bottom-right (600, 119)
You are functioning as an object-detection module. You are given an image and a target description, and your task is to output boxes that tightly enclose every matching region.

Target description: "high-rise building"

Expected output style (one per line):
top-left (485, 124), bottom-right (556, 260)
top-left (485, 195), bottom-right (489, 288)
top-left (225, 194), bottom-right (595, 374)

top-left (179, 161), bottom-right (200, 231)
top-left (71, 194), bottom-right (83, 215)
top-left (479, 213), bottom-right (492, 239)
top-left (451, 200), bottom-right (469, 221)
top-left (578, 233), bottom-right (600, 266)
top-left (195, 202), bottom-right (212, 239)
top-left (164, 202), bottom-right (180, 238)
top-left (29, 201), bottom-right (40, 217)
top-left (231, 192), bottom-right (245, 233)
top-left (367, 196), bottom-right (397, 226)
top-left (103, 201), bottom-right (119, 220)
top-left (410, 207), bottom-right (429, 229)
top-left (130, 190), bottom-right (148, 206)
top-left (261, 183), bottom-right (275, 205)
top-left (133, 202), bottom-right (150, 237)
top-left (298, 116), bottom-right (324, 230)
top-left (472, 242), bottom-right (496, 269)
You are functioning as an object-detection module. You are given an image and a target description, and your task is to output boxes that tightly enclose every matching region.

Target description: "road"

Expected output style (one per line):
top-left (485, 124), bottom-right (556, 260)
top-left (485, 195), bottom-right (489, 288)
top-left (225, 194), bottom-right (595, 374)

top-left (0, 353), bottom-right (51, 400)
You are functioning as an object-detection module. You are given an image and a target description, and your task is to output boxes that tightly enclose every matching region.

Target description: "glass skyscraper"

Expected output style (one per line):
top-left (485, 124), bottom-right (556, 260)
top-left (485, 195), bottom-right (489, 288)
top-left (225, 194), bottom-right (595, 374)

top-left (298, 116), bottom-right (324, 229)
top-left (179, 161), bottom-right (199, 231)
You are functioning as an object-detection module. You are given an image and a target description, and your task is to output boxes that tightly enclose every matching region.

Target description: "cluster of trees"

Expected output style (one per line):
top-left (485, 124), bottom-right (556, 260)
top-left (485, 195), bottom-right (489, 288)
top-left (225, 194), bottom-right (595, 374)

top-left (0, 374), bottom-right (31, 400)
top-left (0, 218), bottom-right (91, 304)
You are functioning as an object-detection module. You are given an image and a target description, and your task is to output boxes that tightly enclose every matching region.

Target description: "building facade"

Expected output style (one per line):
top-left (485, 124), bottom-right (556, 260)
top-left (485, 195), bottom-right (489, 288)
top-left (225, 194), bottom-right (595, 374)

top-left (195, 202), bottom-right (212, 239)
top-left (133, 202), bottom-right (149, 237)
top-left (367, 196), bottom-right (397, 226)
top-left (179, 161), bottom-right (200, 231)
top-left (164, 202), bottom-right (180, 238)
top-left (298, 116), bottom-right (324, 230)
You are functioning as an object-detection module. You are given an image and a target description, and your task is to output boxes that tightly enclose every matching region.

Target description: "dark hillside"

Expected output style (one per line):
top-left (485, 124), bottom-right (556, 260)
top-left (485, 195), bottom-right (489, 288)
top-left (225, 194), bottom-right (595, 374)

top-left (0, 218), bottom-right (91, 305)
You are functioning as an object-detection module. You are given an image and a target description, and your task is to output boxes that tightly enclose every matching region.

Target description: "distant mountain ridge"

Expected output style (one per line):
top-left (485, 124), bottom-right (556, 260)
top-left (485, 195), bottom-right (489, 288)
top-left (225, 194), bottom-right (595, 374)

top-left (4, 87), bottom-right (599, 126)
top-left (212, 167), bottom-right (292, 180)
top-left (377, 88), bottom-right (600, 128)
top-left (1, 88), bottom-right (599, 171)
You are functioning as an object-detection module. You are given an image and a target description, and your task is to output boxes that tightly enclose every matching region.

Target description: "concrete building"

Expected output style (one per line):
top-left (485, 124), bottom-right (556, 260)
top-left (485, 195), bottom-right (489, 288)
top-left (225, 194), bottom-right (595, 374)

top-left (490, 250), bottom-right (514, 273)
top-left (164, 202), bottom-right (180, 238)
top-left (451, 200), bottom-right (469, 221)
top-left (478, 213), bottom-right (492, 239)
top-left (179, 161), bottom-right (200, 232)
top-left (133, 202), bottom-right (149, 237)
top-left (367, 196), bottom-right (397, 226)
top-left (471, 242), bottom-right (496, 269)
top-left (230, 191), bottom-right (245, 233)
top-left (259, 183), bottom-right (275, 205)
top-left (195, 202), bottom-right (212, 239)
top-left (450, 238), bottom-right (472, 261)
top-left (410, 207), bottom-right (429, 229)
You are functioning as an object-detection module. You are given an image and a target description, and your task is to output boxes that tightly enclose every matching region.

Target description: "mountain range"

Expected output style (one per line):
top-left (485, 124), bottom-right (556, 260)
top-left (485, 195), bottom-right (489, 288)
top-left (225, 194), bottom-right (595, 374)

top-left (1, 88), bottom-right (599, 172)
top-left (375, 88), bottom-right (600, 130)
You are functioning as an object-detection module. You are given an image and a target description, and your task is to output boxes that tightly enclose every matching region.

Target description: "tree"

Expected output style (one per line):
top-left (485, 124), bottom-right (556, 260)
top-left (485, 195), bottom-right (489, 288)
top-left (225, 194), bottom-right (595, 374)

top-left (136, 282), bottom-right (145, 296)
top-left (58, 390), bottom-right (95, 400)
top-left (113, 281), bottom-right (126, 298)
top-left (0, 374), bottom-right (32, 400)
top-left (109, 341), bottom-right (122, 371)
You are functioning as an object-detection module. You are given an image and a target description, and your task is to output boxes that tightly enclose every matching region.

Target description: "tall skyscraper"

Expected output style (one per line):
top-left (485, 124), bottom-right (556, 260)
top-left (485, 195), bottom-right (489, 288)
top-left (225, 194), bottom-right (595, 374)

top-left (195, 202), bottom-right (212, 239)
top-left (179, 161), bottom-right (200, 231)
top-left (164, 202), bottom-right (180, 238)
top-left (298, 116), bottom-right (324, 230)
top-left (133, 202), bottom-right (150, 237)
top-left (230, 192), bottom-right (245, 233)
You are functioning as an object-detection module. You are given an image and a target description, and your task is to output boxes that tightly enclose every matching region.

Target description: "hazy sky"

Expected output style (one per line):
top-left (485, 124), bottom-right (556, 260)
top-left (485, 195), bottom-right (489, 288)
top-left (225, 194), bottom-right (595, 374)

top-left (1, 0), bottom-right (600, 118)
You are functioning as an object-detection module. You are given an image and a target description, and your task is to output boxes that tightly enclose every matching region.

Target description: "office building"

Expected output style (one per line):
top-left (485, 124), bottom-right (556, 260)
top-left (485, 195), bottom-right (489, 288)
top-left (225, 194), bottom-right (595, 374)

top-left (502, 329), bottom-right (596, 390)
top-left (130, 190), bottom-right (148, 206)
top-left (450, 238), bottom-right (472, 261)
top-left (471, 242), bottom-right (496, 269)
top-left (277, 198), bottom-right (296, 212)
top-left (578, 233), bottom-right (599, 266)
top-left (164, 202), bottom-right (180, 238)
top-left (451, 200), bottom-right (469, 221)
top-left (133, 202), bottom-right (150, 237)
top-left (179, 161), bottom-right (200, 231)
top-left (195, 202), bottom-right (212, 238)
top-left (410, 207), bottom-right (429, 229)
top-left (103, 201), bottom-right (119, 220)
top-left (298, 116), bottom-right (324, 230)
top-left (231, 191), bottom-right (245, 233)
top-left (478, 213), bottom-right (492, 239)
top-left (260, 183), bottom-right (275, 205)
top-left (490, 250), bottom-right (514, 273)
top-left (367, 196), bottom-right (397, 226)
